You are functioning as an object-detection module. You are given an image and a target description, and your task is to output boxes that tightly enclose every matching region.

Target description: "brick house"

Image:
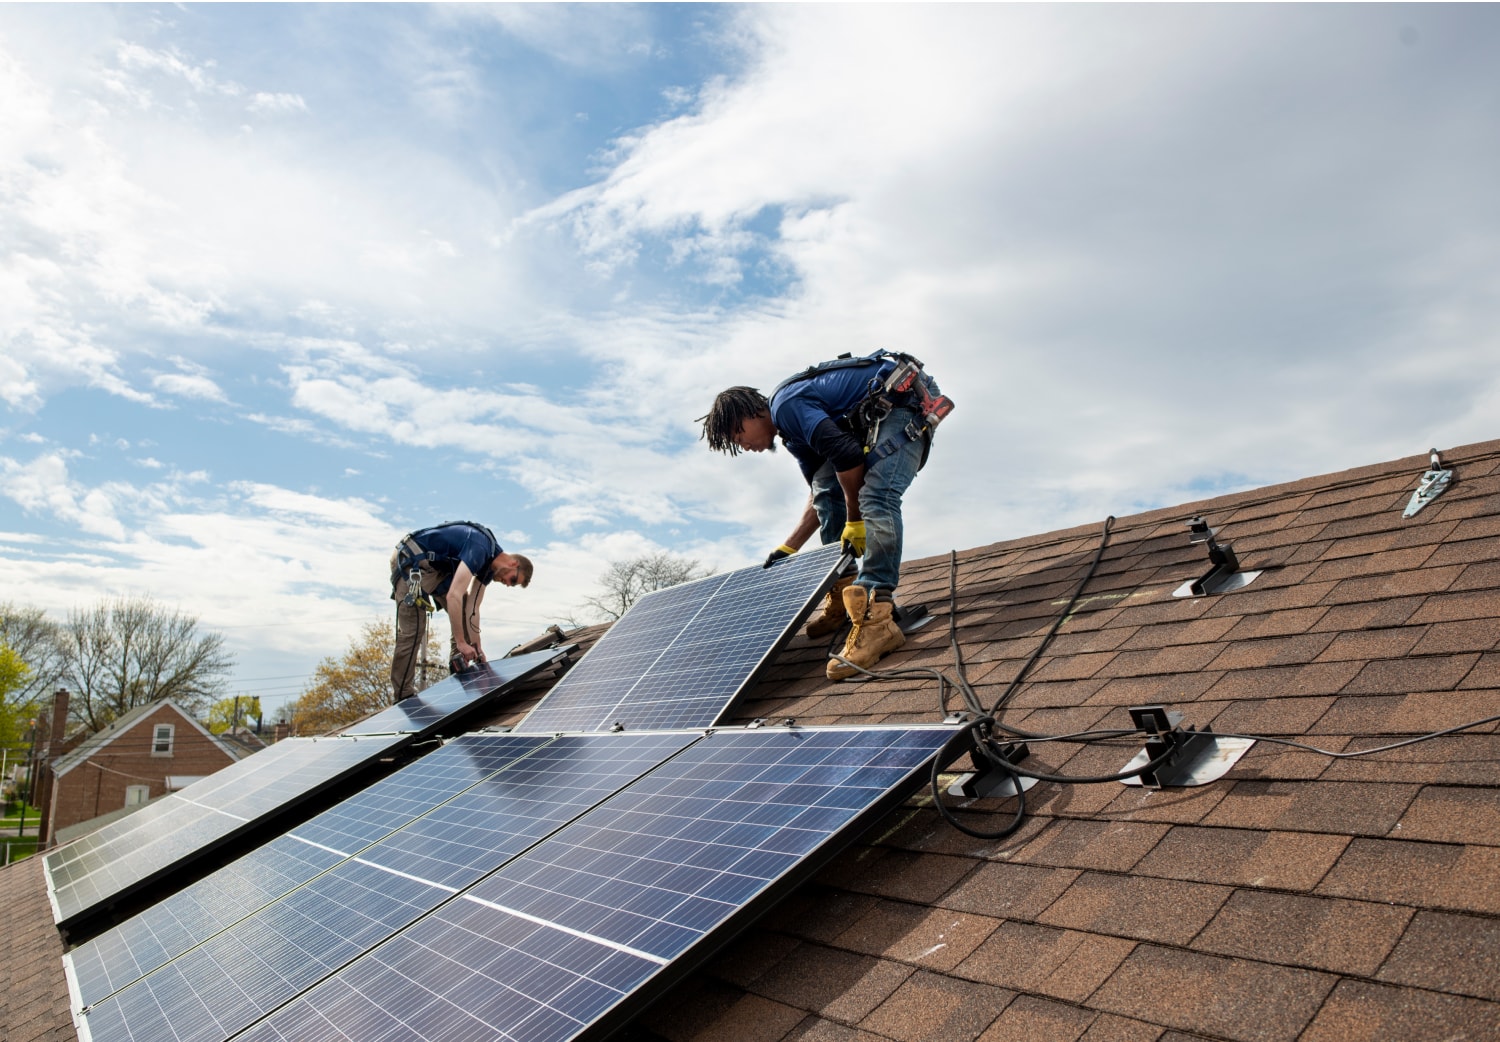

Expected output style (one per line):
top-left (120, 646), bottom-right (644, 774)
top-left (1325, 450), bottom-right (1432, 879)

top-left (39, 699), bottom-right (244, 849)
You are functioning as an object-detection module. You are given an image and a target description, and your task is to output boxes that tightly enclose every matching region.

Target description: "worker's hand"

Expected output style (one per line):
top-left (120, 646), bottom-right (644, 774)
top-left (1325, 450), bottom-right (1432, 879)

top-left (841, 521), bottom-right (866, 556)
top-left (763, 544), bottom-right (797, 568)
top-left (472, 643), bottom-right (487, 666)
top-left (451, 641), bottom-right (478, 672)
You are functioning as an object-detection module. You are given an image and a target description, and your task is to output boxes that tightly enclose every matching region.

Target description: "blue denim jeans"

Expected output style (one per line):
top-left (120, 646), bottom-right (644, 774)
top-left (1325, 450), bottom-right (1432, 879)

top-left (808, 391), bottom-right (933, 594)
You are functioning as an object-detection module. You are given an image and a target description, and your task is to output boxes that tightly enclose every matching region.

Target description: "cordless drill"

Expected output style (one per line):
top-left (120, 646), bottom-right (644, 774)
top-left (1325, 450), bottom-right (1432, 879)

top-left (882, 358), bottom-right (955, 429)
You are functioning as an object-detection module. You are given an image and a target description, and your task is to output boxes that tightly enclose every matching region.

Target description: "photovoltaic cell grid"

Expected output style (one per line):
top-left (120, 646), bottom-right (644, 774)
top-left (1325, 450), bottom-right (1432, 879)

top-left (517, 544), bottom-right (845, 735)
top-left (48, 649), bottom-right (564, 931)
top-left (340, 647), bottom-right (566, 736)
top-left (45, 734), bottom-right (406, 929)
top-left (230, 725), bottom-right (957, 1042)
top-left (65, 733), bottom-right (555, 1010)
top-left (76, 731), bottom-right (702, 1042)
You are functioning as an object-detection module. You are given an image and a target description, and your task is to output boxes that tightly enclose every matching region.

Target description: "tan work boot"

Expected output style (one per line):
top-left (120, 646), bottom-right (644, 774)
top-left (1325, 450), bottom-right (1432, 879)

top-left (806, 574), bottom-right (856, 639)
top-left (827, 585), bottom-right (905, 680)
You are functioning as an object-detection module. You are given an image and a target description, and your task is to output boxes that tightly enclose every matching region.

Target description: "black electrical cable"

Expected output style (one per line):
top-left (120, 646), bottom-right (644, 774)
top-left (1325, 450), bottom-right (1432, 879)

top-left (1210, 717), bottom-right (1500, 757)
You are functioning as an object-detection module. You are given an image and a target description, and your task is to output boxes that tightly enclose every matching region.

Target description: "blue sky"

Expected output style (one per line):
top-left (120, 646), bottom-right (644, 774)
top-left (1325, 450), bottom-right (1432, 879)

top-left (3, 4), bottom-right (1498, 719)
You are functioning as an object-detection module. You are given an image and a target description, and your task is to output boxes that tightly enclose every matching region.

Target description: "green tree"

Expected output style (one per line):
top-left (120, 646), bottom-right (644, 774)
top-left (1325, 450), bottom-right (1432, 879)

top-left (59, 597), bottom-right (234, 731)
top-left (0, 603), bottom-right (64, 708)
top-left (290, 620), bottom-right (444, 735)
top-left (0, 642), bottom-right (34, 755)
top-left (205, 696), bottom-right (263, 734)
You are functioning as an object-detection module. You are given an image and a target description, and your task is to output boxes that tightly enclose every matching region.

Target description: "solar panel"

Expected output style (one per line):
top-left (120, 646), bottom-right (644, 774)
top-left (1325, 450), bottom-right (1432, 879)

top-left (340, 647), bottom-right (567, 736)
top-left (517, 544), bottom-right (845, 734)
top-left (45, 734), bottom-right (406, 931)
top-left (228, 724), bottom-right (959, 1042)
top-left (46, 648), bottom-right (566, 932)
top-left (64, 733), bottom-right (555, 1010)
top-left (74, 731), bottom-right (702, 1042)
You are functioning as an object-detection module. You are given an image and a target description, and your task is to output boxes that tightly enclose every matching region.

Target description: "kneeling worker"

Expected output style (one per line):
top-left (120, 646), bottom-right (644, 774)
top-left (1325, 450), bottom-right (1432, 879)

top-left (701, 351), bottom-right (950, 680)
top-left (389, 520), bottom-right (533, 701)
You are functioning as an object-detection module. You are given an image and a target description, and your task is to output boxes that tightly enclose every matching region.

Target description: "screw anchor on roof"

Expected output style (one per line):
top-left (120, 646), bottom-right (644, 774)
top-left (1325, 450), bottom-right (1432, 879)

top-left (1403, 449), bottom-right (1455, 518)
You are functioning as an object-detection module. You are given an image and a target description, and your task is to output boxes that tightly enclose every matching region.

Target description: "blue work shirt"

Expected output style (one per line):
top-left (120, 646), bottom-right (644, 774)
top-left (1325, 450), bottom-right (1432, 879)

top-left (407, 523), bottom-right (501, 596)
top-left (769, 353), bottom-right (898, 482)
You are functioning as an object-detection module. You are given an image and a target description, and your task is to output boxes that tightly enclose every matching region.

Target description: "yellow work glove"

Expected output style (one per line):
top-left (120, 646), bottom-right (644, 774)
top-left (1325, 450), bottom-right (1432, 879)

top-left (763, 544), bottom-right (797, 568)
top-left (840, 520), bottom-right (866, 556)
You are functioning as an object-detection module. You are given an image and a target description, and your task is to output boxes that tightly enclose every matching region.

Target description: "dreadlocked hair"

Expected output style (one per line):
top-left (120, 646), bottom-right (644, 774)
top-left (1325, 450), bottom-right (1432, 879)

top-left (700, 386), bottom-right (770, 455)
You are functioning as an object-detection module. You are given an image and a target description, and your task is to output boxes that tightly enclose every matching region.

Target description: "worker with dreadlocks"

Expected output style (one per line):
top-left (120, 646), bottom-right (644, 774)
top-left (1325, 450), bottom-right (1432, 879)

top-left (389, 521), bottom-right (533, 701)
top-left (701, 351), bottom-right (948, 680)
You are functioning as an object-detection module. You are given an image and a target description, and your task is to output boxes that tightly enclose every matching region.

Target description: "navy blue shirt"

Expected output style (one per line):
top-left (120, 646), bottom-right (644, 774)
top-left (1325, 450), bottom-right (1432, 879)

top-left (408, 523), bottom-right (501, 596)
top-left (769, 353), bottom-right (898, 482)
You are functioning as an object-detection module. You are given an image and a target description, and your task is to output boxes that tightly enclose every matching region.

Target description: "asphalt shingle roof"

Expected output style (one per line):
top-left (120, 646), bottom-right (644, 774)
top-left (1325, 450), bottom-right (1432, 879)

top-left (3, 436), bottom-right (1497, 1042)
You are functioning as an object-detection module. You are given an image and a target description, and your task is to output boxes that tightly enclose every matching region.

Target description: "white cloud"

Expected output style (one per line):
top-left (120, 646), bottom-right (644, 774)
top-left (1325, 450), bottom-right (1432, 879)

top-left (248, 91), bottom-right (308, 115)
top-left (153, 372), bottom-right (229, 403)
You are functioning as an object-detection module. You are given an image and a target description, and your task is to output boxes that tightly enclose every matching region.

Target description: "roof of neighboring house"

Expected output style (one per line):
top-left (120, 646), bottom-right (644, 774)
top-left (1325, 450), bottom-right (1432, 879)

top-left (4, 436), bottom-right (1498, 1042)
top-left (49, 699), bottom-right (240, 778)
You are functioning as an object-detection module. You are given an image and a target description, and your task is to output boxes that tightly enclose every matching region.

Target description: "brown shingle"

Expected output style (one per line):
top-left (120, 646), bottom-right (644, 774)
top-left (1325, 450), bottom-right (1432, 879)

top-left (1408, 617), bottom-right (1500, 654)
top-left (1198, 780), bottom-right (1418, 836)
top-left (1014, 819), bottom-right (1170, 873)
top-left (857, 971), bottom-right (1014, 1042)
top-left (1315, 838), bottom-right (1500, 915)
top-left (1089, 944), bottom-right (1336, 1042)
top-left (1035, 872), bottom-right (1231, 944)
top-left (954, 921), bottom-right (1136, 1003)
top-left (1375, 909), bottom-right (1500, 1001)
top-left (976, 994), bottom-right (1097, 1042)
top-left (1341, 653), bottom-right (1481, 695)
top-left (1133, 826), bottom-right (1349, 890)
top-left (831, 901), bottom-right (998, 972)
top-left (937, 861), bottom-right (1080, 922)
top-left (1190, 890), bottom-right (1412, 976)
top-left (1300, 980), bottom-right (1500, 1042)
top-left (1393, 785), bottom-right (1500, 844)
top-left (746, 945), bottom-right (913, 1022)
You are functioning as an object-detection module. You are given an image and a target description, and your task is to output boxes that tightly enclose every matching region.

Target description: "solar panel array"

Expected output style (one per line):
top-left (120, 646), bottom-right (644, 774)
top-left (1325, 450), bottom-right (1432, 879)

top-left (47, 647), bottom-right (566, 931)
top-left (46, 734), bottom-right (406, 930)
top-left (73, 724), bottom-right (957, 1042)
top-left (75, 732), bottom-right (701, 1042)
top-left (517, 544), bottom-right (845, 734)
top-left (65, 733), bottom-right (552, 1009)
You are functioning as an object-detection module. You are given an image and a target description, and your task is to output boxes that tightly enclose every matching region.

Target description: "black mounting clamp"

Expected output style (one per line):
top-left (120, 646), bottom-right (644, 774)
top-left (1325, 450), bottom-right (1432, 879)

top-left (946, 740), bottom-right (1037, 799)
top-left (1173, 519), bottom-right (1262, 598)
top-left (1118, 705), bottom-right (1253, 788)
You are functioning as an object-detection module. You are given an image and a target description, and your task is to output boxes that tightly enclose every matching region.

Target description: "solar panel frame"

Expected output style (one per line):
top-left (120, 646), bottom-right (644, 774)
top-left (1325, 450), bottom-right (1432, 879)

top-left (517, 545), bottom-right (847, 735)
top-left (226, 724), bottom-right (963, 1042)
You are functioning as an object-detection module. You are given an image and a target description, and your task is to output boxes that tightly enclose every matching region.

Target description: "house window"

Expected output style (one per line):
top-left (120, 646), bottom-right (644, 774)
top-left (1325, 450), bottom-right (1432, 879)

top-left (125, 785), bottom-right (150, 807)
top-left (152, 724), bottom-right (175, 756)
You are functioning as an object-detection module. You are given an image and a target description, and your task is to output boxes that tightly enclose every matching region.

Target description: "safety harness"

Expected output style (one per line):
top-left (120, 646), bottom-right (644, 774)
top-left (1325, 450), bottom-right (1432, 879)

top-left (392, 520), bottom-right (501, 611)
top-left (776, 350), bottom-right (950, 470)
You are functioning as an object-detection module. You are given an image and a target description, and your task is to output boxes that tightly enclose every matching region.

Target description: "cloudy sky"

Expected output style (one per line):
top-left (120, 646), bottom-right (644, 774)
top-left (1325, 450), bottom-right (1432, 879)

top-left (3, 4), bottom-right (1497, 718)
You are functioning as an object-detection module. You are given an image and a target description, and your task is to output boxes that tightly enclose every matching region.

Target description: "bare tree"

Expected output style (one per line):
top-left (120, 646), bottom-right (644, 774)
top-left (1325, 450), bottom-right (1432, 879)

top-left (577, 552), bottom-right (710, 622)
top-left (60, 597), bottom-right (234, 731)
top-left (0, 603), bottom-right (66, 708)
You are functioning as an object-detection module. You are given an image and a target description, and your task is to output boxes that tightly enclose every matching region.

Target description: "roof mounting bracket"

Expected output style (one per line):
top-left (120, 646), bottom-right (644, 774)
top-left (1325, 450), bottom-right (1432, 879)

top-left (1119, 705), bottom-right (1253, 788)
top-left (947, 741), bottom-right (1038, 799)
top-left (893, 603), bottom-right (935, 633)
top-left (1185, 516), bottom-right (1218, 544)
top-left (1173, 525), bottom-right (1261, 597)
top-left (1403, 448), bottom-right (1455, 518)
